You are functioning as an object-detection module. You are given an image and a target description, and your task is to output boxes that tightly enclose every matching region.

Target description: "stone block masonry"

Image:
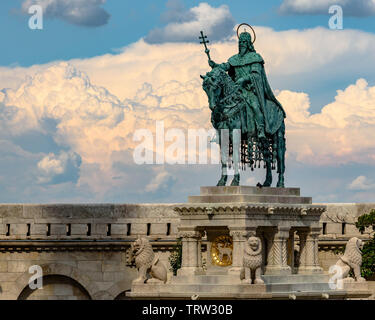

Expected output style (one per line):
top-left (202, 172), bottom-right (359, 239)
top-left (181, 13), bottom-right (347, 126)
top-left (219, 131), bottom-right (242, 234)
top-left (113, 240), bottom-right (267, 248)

top-left (0, 201), bottom-right (373, 300)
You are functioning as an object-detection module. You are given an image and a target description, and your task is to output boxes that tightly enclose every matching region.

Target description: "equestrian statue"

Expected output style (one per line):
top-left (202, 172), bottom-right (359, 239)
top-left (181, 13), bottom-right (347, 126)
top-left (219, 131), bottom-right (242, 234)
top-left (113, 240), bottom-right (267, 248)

top-left (199, 24), bottom-right (286, 187)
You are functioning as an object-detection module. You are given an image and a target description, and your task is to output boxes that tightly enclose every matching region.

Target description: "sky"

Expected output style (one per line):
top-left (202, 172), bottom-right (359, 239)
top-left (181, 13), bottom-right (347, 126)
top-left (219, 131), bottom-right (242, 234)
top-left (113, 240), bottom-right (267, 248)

top-left (0, 0), bottom-right (375, 204)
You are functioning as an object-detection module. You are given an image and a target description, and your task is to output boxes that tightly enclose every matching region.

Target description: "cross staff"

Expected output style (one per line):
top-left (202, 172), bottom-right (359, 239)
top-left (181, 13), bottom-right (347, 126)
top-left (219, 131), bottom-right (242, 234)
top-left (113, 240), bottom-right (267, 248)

top-left (199, 30), bottom-right (211, 61)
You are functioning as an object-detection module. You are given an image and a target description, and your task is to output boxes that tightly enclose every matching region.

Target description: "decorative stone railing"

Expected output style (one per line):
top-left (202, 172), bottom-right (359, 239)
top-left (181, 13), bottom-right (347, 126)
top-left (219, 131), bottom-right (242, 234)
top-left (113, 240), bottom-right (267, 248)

top-left (0, 204), bottom-right (179, 241)
top-left (0, 203), bottom-right (373, 242)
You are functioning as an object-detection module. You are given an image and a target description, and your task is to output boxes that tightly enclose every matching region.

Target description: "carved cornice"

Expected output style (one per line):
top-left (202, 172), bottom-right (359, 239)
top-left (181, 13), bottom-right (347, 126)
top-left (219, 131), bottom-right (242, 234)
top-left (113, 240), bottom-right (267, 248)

top-left (174, 204), bottom-right (326, 216)
top-left (177, 231), bottom-right (201, 239)
top-left (296, 230), bottom-right (309, 238)
top-left (274, 229), bottom-right (291, 240)
top-left (229, 230), bottom-right (248, 239)
top-left (0, 240), bottom-right (176, 253)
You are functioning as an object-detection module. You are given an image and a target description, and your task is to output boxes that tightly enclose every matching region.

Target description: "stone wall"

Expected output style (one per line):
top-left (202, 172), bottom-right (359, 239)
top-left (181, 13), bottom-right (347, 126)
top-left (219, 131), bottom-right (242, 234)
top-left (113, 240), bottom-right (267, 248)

top-left (0, 204), bottom-right (180, 300)
top-left (0, 202), bottom-right (373, 300)
top-left (318, 203), bottom-right (374, 270)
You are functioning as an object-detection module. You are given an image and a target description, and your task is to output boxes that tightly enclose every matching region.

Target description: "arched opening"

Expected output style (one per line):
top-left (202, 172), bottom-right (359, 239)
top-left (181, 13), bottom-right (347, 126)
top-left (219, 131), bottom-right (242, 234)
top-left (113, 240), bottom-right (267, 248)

top-left (114, 289), bottom-right (131, 300)
top-left (18, 275), bottom-right (91, 300)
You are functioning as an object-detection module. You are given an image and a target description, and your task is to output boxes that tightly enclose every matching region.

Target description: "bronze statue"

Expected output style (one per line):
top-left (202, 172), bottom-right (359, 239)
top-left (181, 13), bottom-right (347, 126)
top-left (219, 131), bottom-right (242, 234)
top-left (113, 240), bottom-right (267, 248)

top-left (200, 24), bottom-right (286, 187)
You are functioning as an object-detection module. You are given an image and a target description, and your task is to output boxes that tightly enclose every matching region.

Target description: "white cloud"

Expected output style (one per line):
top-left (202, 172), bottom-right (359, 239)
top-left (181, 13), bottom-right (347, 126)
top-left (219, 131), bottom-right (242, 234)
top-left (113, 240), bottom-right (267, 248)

top-left (1, 25), bottom-right (375, 201)
top-left (3, 27), bottom-right (375, 104)
top-left (65, 27), bottom-right (375, 102)
top-left (279, 0), bottom-right (375, 16)
top-left (145, 168), bottom-right (177, 193)
top-left (0, 62), bottom-right (211, 196)
top-left (3, 60), bottom-right (375, 198)
top-left (145, 1), bottom-right (235, 43)
top-left (278, 78), bottom-right (375, 165)
top-left (0, 62), bottom-right (126, 191)
top-left (37, 151), bottom-right (81, 184)
top-left (38, 154), bottom-right (65, 176)
top-left (21, 0), bottom-right (110, 27)
top-left (348, 175), bottom-right (375, 190)
top-left (1, 62), bottom-right (124, 130)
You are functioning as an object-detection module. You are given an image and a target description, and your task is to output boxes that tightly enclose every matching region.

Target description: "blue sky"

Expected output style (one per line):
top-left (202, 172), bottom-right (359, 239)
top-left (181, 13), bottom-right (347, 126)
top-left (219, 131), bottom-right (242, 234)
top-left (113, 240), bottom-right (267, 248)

top-left (2, 0), bottom-right (375, 67)
top-left (2, 0), bottom-right (375, 113)
top-left (0, 0), bottom-right (375, 203)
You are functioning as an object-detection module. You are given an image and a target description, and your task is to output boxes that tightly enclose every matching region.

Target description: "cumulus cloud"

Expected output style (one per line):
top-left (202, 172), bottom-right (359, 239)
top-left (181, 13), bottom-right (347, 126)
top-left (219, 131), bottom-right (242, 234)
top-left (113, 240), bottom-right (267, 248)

top-left (0, 62), bottom-right (211, 197)
top-left (278, 78), bottom-right (375, 165)
top-left (145, 168), bottom-right (177, 193)
top-left (2, 61), bottom-right (375, 201)
top-left (1, 26), bottom-right (375, 201)
top-left (0, 63), bottom-right (127, 195)
top-left (144, 1), bottom-right (235, 43)
top-left (67, 27), bottom-right (375, 102)
top-left (279, 0), bottom-right (375, 16)
top-left (348, 175), bottom-right (375, 190)
top-left (37, 151), bottom-right (82, 184)
top-left (3, 27), bottom-right (375, 104)
top-left (1, 62), bottom-right (124, 129)
top-left (21, 0), bottom-right (110, 27)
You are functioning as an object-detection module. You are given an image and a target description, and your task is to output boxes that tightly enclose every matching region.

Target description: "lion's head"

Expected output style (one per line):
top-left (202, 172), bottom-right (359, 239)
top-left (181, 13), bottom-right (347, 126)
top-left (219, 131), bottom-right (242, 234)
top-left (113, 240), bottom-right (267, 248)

top-left (342, 237), bottom-right (363, 266)
top-left (245, 236), bottom-right (262, 256)
top-left (131, 237), bottom-right (144, 253)
top-left (243, 236), bottom-right (263, 270)
top-left (131, 237), bottom-right (154, 268)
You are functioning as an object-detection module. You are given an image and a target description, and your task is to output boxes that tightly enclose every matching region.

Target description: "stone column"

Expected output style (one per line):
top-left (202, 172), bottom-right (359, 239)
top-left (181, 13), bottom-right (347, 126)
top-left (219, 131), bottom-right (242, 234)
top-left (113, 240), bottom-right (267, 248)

top-left (287, 229), bottom-right (295, 273)
top-left (197, 231), bottom-right (203, 271)
top-left (296, 230), bottom-right (307, 273)
top-left (265, 227), bottom-right (291, 275)
top-left (197, 230), bottom-right (205, 273)
top-left (297, 228), bottom-right (323, 274)
top-left (228, 230), bottom-right (248, 275)
top-left (310, 228), bottom-right (323, 273)
top-left (264, 230), bottom-right (275, 269)
top-left (178, 230), bottom-right (203, 275)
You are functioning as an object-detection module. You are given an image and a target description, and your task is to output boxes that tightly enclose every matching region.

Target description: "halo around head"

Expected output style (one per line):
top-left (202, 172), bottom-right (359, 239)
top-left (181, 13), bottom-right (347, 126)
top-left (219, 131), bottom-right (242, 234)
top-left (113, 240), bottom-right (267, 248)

top-left (236, 23), bottom-right (256, 44)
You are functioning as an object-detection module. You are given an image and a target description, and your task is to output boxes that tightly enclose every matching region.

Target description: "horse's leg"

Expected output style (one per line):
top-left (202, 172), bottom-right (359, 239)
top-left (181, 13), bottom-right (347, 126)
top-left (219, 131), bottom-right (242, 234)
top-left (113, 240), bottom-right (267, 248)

top-left (276, 122), bottom-right (286, 188)
top-left (217, 128), bottom-right (228, 186)
top-left (217, 162), bottom-right (228, 186)
top-left (263, 159), bottom-right (272, 187)
top-left (230, 128), bottom-right (241, 186)
top-left (261, 139), bottom-right (272, 187)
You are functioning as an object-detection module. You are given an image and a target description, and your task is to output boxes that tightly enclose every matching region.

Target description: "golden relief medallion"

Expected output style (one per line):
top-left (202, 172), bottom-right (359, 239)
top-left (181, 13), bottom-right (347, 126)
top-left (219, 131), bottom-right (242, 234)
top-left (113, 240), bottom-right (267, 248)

top-left (211, 235), bottom-right (233, 266)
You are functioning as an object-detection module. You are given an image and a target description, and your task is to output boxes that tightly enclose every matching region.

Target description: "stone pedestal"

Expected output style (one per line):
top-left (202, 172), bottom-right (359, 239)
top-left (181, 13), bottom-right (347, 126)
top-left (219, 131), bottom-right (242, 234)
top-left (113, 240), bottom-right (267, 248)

top-left (128, 186), bottom-right (371, 300)
top-left (340, 281), bottom-right (371, 299)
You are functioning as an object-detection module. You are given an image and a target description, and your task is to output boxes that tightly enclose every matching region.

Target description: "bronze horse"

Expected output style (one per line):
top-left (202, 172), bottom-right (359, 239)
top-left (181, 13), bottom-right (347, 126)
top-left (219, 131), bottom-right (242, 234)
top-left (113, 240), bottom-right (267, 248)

top-left (201, 67), bottom-right (286, 187)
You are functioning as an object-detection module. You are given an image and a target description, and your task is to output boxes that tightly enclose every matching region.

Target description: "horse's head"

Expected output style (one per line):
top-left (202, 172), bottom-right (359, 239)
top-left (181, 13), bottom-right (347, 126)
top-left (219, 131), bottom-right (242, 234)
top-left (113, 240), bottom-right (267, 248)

top-left (201, 67), bottom-right (227, 111)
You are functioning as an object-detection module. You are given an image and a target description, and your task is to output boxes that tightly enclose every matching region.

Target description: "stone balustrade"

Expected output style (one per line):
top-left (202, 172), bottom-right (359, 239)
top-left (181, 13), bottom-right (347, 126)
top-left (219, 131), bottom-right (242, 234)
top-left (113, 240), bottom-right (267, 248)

top-left (0, 204), bottom-right (180, 240)
top-left (0, 203), bottom-right (373, 241)
top-left (0, 201), bottom-right (373, 299)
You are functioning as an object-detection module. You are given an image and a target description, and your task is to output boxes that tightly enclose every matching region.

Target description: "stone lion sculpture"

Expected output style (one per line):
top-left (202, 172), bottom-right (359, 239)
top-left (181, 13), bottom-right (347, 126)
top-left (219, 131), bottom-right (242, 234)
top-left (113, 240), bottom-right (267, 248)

top-left (130, 237), bottom-right (167, 284)
top-left (240, 236), bottom-right (264, 284)
top-left (334, 237), bottom-right (366, 283)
